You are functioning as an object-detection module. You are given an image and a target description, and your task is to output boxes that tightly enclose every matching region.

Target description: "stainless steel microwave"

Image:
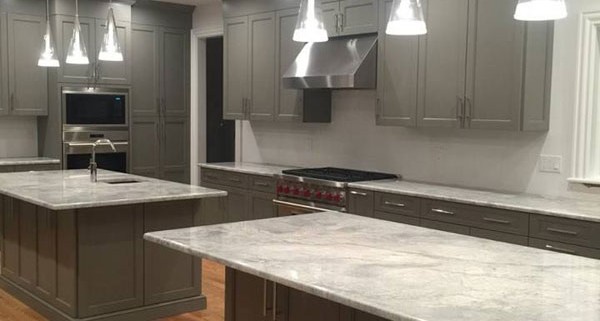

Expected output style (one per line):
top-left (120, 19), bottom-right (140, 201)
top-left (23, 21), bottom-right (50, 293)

top-left (62, 87), bottom-right (129, 129)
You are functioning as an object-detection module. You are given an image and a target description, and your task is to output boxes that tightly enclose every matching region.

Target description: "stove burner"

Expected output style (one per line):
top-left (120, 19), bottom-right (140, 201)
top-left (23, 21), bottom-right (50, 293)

top-left (281, 167), bottom-right (397, 183)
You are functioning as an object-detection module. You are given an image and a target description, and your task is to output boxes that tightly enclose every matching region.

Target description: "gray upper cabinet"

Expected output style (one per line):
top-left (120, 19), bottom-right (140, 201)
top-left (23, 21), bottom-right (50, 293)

top-left (223, 16), bottom-right (248, 120)
top-left (162, 28), bottom-right (188, 117)
top-left (248, 12), bottom-right (276, 121)
top-left (56, 15), bottom-right (96, 84)
top-left (322, 1), bottom-right (340, 37)
top-left (464, 0), bottom-right (524, 131)
top-left (417, 0), bottom-right (468, 128)
top-left (7, 14), bottom-right (47, 116)
top-left (0, 13), bottom-right (9, 116)
top-left (322, 0), bottom-right (378, 37)
top-left (376, 0), bottom-right (419, 126)
top-left (131, 24), bottom-right (160, 117)
top-left (95, 19), bottom-right (131, 85)
top-left (275, 8), bottom-right (303, 121)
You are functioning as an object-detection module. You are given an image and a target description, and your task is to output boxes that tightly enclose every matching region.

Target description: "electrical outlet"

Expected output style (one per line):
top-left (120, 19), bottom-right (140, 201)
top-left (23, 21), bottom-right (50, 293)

top-left (539, 155), bottom-right (562, 173)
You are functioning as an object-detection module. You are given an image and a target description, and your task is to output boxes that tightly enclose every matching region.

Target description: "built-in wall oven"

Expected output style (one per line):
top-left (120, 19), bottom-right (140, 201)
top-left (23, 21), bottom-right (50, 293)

top-left (62, 87), bottom-right (130, 172)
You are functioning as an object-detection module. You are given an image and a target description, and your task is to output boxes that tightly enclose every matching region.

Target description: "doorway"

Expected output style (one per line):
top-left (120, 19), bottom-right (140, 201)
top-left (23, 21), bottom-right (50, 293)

top-left (205, 37), bottom-right (235, 163)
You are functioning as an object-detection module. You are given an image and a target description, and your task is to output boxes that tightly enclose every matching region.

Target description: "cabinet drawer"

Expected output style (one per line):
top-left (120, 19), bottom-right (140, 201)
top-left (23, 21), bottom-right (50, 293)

top-left (529, 238), bottom-right (600, 260)
top-left (529, 215), bottom-right (600, 249)
top-left (201, 168), bottom-right (248, 188)
top-left (373, 211), bottom-right (419, 226)
top-left (470, 228), bottom-right (528, 246)
top-left (348, 189), bottom-right (374, 217)
top-left (248, 175), bottom-right (276, 193)
top-left (469, 206), bottom-right (529, 236)
top-left (420, 219), bottom-right (470, 235)
top-left (420, 199), bottom-right (475, 226)
top-left (374, 193), bottom-right (420, 217)
top-left (0, 166), bottom-right (14, 173)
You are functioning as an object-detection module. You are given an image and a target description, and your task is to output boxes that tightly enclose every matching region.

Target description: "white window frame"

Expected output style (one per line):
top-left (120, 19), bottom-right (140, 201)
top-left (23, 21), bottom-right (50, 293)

top-left (570, 11), bottom-right (600, 186)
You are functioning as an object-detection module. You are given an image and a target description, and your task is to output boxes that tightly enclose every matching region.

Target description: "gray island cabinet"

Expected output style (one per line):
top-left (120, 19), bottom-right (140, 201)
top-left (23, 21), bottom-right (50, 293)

top-left (0, 169), bottom-right (226, 321)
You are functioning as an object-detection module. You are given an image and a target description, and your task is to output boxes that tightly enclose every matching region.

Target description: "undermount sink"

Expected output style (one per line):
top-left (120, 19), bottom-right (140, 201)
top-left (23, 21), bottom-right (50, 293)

top-left (101, 179), bottom-right (143, 185)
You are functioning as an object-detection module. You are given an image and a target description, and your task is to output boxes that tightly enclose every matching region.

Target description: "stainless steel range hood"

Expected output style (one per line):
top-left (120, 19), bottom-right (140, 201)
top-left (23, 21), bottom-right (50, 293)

top-left (282, 34), bottom-right (378, 89)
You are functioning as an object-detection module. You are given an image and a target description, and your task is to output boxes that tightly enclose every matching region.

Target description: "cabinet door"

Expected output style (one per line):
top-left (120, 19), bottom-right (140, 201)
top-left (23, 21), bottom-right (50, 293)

top-left (376, 0), bottom-right (419, 126)
top-left (465, 0), bottom-right (524, 130)
top-left (131, 24), bottom-right (160, 117)
top-left (36, 208), bottom-right (57, 302)
top-left (161, 28), bottom-right (189, 117)
top-left (56, 15), bottom-right (96, 83)
top-left (285, 287), bottom-right (344, 321)
top-left (417, 0), bottom-right (468, 128)
top-left (2, 198), bottom-right (18, 282)
top-left (354, 310), bottom-right (389, 321)
top-left (249, 191), bottom-right (276, 220)
top-left (0, 14), bottom-right (8, 116)
top-left (130, 116), bottom-right (160, 178)
top-left (227, 269), bottom-right (271, 321)
top-left (224, 16), bottom-right (248, 120)
top-left (339, 0), bottom-right (378, 36)
top-left (347, 189), bottom-right (374, 217)
top-left (322, 2), bottom-right (340, 37)
top-left (275, 9), bottom-right (303, 121)
top-left (17, 200), bottom-right (38, 291)
top-left (161, 116), bottom-right (189, 183)
top-left (96, 19), bottom-right (131, 85)
top-left (224, 186), bottom-right (249, 223)
top-left (249, 12), bottom-right (276, 121)
top-left (7, 14), bottom-right (47, 116)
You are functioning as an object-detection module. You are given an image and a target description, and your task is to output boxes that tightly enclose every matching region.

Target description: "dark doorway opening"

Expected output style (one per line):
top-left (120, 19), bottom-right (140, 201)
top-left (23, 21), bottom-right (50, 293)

top-left (206, 37), bottom-right (235, 163)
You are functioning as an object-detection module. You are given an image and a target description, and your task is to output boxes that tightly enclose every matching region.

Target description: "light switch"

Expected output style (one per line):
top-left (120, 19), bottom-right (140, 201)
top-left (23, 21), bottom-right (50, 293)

top-left (539, 155), bottom-right (562, 173)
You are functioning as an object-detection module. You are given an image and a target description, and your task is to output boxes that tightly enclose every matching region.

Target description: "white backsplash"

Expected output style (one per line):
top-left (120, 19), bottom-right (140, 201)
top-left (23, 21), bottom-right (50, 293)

top-left (0, 117), bottom-right (38, 158)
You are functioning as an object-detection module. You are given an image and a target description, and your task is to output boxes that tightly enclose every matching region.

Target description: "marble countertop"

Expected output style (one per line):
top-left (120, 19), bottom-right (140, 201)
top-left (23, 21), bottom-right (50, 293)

top-left (199, 162), bottom-right (296, 177)
top-left (144, 212), bottom-right (600, 321)
top-left (0, 169), bottom-right (227, 210)
top-left (0, 157), bottom-right (60, 166)
top-left (349, 180), bottom-right (600, 223)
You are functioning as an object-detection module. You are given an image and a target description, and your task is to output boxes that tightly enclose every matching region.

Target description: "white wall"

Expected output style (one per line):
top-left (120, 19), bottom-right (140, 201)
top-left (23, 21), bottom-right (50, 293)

top-left (0, 117), bottom-right (38, 158)
top-left (238, 0), bottom-right (600, 198)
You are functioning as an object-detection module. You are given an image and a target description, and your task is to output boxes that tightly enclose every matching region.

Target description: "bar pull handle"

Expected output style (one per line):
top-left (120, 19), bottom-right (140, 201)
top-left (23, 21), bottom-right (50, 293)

top-left (384, 201), bottom-right (405, 208)
top-left (350, 190), bottom-right (368, 197)
top-left (229, 177), bottom-right (242, 183)
top-left (254, 182), bottom-right (269, 187)
top-left (272, 283), bottom-right (278, 321)
top-left (482, 217), bottom-right (510, 225)
top-left (465, 97), bottom-right (472, 124)
top-left (456, 96), bottom-right (464, 126)
top-left (545, 244), bottom-right (576, 255)
top-left (10, 92), bottom-right (14, 111)
top-left (334, 14), bottom-right (340, 34)
top-left (432, 208), bottom-right (455, 216)
top-left (546, 227), bottom-right (578, 236)
top-left (263, 279), bottom-right (268, 317)
top-left (338, 13), bottom-right (344, 32)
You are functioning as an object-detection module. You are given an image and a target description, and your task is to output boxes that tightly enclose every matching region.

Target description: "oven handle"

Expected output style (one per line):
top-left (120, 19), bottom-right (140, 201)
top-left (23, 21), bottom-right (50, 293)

top-left (272, 199), bottom-right (329, 213)
top-left (66, 142), bottom-right (129, 148)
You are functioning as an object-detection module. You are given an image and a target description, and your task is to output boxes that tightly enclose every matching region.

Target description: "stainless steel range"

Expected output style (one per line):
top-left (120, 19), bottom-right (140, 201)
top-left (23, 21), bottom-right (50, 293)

top-left (274, 168), bottom-right (398, 216)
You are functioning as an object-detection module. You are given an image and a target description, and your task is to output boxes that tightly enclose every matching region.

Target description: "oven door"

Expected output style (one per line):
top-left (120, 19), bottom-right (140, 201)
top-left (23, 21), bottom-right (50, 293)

top-left (273, 199), bottom-right (334, 217)
top-left (63, 142), bottom-right (129, 173)
top-left (63, 88), bottom-right (128, 127)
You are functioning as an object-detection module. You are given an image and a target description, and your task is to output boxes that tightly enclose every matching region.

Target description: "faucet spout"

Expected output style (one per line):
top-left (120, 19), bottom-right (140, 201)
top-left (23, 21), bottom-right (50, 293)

top-left (90, 139), bottom-right (117, 182)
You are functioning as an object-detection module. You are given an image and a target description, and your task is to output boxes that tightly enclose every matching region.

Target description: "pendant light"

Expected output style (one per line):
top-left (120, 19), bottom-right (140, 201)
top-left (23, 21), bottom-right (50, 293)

top-left (514, 0), bottom-right (567, 21)
top-left (98, 0), bottom-right (123, 61)
top-left (386, 0), bottom-right (427, 36)
top-left (293, 0), bottom-right (328, 43)
top-left (66, 0), bottom-right (89, 65)
top-left (38, 0), bottom-right (60, 67)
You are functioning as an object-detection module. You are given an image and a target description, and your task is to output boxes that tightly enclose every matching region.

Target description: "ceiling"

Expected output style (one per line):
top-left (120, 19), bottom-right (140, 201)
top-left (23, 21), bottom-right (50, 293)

top-left (152, 0), bottom-right (220, 6)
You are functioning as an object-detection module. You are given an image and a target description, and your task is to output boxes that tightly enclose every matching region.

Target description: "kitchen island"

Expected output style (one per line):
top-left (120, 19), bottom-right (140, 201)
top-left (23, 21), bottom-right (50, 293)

top-left (145, 212), bottom-right (600, 321)
top-left (0, 169), bottom-right (227, 321)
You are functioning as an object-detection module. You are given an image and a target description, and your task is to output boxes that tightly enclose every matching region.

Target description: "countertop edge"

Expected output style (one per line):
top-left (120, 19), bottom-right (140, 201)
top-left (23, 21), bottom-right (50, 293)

top-left (199, 163), bottom-right (293, 177)
top-left (0, 159), bottom-right (61, 166)
top-left (143, 231), bottom-right (418, 321)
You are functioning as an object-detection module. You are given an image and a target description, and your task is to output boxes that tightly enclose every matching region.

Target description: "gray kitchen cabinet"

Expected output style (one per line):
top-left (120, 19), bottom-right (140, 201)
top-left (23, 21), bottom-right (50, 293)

top-left (162, 27), bottom-right (189, 117)
top-left (131, 24), bottom-right (160, 117)
top-left (7, 14), bottom-right (47, 116)
top-left (225, 269), bottom-right (273, 321)
top-left (529, 238), bottom-right (600, 260)
top-left (248, 12), bottom-right (276, 121)
top-left (376, 0), bottom-right (419, 126)
top-left (322, 1), bottom-right (340, 37)
top-left (321, 0), bottom-right (378, 37)
top-left (417, 0), bottom-right (468, 128)
top-left (95, 19), bottom-right (131, 85)
top-left (161, 116), bottom-right (190, 184)
top-left (275, 8), bottom-right (303, 121)
top-left (130, 116), bottom-right (161, 178)
top-left (223, 16), bottom-right (248, 120)
top-left (249, 190), bottom-right (276, 220)
top-left (284, 287), bottom-right (349, 321)
top-left (0, 13), bottom-right (8, 116)
top-left (224, 185), bottom-right (249, 223)
top-left (347, 188), bottom-right (374, 217)
top-left (55, 15), bottom-right (96, 83)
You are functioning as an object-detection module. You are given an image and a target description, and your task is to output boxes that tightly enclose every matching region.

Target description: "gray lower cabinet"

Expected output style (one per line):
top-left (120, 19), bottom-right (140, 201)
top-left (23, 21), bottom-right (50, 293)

top-left (275, 8), bottom-right (303, 121)
top-left (0, 163), bottom-right (61, 173)
top-left (376, 0), bottom-right (420, 126)
top-left (347, 188), bottom-right (374, 217)
top-left (7, 14), bottom-right (47, 116)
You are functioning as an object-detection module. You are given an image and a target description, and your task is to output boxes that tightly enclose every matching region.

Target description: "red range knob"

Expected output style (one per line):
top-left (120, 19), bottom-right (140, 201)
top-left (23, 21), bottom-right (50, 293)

top-left (332, 194), bottom-right (341, 203)
top-left (315, 191), bottom-right (323, 199)
top-left (283, 186), bottom-right (290, 194)
top-left (325, 192), bottom-right (333, 200)
top-left (277, 185), bottom-right (283, 193)
top-left (292, 187), bottom-right (300, 195)
top-left (303, 189), bottom-right (312, 197)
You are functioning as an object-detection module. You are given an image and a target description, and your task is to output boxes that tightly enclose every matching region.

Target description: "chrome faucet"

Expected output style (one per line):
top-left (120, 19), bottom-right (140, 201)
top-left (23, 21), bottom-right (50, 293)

top-left (90, 139), bottom-right (116, 182)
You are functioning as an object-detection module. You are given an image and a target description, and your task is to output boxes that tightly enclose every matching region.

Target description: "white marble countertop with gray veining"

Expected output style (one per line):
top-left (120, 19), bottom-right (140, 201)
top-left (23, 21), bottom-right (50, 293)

top-left (199, 162), bottom-right (296, 177)
top-left (0, 156), bottom-right (61, 166)
top-left (348, 180), bottom-right (600, 223)
top-left (144, 212), bottom-right (600, 321)
top-left (0, 169), bottom-right (227, 210)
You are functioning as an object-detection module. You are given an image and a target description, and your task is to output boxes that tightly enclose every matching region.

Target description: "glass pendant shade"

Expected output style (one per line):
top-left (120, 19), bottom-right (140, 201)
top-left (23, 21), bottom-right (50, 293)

top-left (38, 0), bottom-right (59, 68)
top-left (386, 0), bottom-right (427, 36)
top-left (98, 7), bottom-right (123, 61)
top-left (514, 0), bottom-right (567, 21)
top-left (293, 0), bottom-right (328, 43)
top-left (66, 0), bottom-right (89, 65)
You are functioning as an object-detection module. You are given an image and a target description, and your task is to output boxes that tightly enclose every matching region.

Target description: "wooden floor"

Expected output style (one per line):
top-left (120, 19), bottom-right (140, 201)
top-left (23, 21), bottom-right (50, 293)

top-left (0, 260), bottom-right (226, 321)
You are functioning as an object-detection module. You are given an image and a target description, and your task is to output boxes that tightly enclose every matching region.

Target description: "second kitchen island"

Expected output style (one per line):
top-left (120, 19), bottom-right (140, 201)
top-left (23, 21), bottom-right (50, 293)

top-left (0, 169), bottom-right (227, 321)
top-left (145, 212), bottom-right (600, 321)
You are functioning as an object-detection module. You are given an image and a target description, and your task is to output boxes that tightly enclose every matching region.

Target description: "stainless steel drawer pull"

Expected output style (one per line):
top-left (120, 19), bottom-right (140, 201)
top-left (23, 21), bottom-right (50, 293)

top-left (384, 201), bottom-right (405, 208)
top-left (205, 175), bottom-right (218, 180)
top-left (432, 208), bottom-right (454, 216)
top-left (263, 279), bottom-right (268, 317)
top-left (483, 217), bottom-right (510, 225)
top-left (229, 178), bottom-right (242, 183)
top-left (546, 227), bottom-right (578, 236)
top-left (545, 244), bottom-right (576, 255)
top-left (254, 182), bottom-right (269, 187)
top-left (350, 191), bottom-right (368, 197)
